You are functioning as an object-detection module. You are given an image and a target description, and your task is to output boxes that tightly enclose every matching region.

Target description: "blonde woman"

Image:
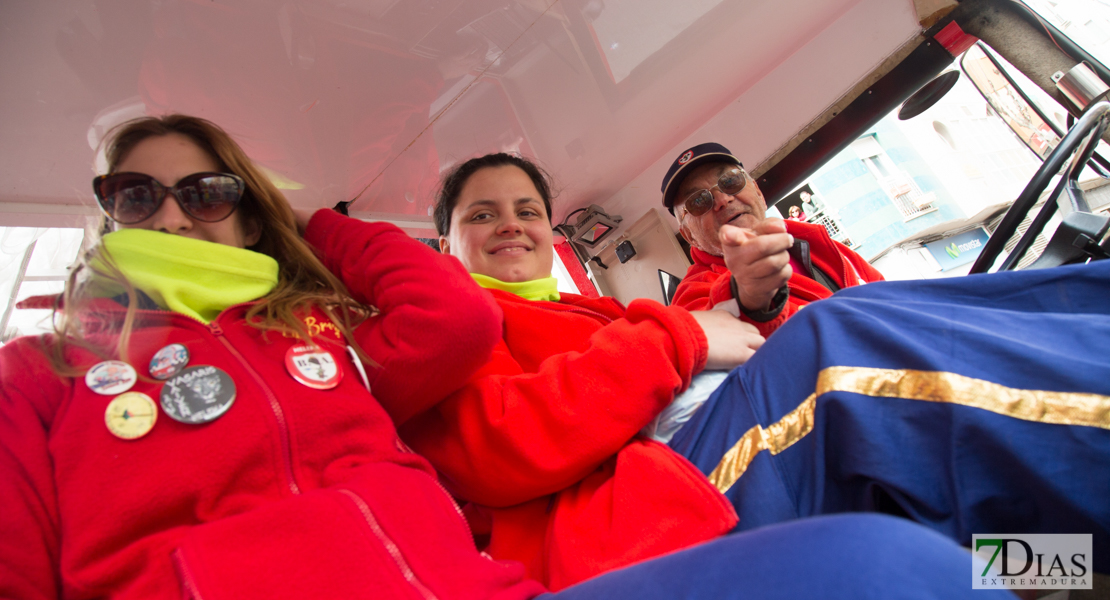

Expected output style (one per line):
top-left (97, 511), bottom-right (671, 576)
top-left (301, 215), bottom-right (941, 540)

top-left (0, 114), bottom-right (521, 599)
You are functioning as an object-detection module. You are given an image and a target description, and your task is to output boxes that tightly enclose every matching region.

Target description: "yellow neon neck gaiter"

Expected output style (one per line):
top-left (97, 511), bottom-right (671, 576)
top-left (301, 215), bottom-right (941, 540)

top-left (89, 229), bottom-right (279, 323)
top-left (471, 273), bottom-right (560, 302)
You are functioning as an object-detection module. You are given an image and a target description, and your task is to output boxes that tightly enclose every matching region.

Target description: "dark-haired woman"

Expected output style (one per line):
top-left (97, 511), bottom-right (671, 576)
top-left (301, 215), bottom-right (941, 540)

top-left (369, 152), bottom-right (758, 589)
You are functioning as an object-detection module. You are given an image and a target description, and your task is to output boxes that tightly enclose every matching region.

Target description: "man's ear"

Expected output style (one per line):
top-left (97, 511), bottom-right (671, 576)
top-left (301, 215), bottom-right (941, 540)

top-left (751, 181), bottom-right (767, 207)
top-left (677, 222), bottom-right (694, 246)
top-left (439, 236), bottom-right (450, 254)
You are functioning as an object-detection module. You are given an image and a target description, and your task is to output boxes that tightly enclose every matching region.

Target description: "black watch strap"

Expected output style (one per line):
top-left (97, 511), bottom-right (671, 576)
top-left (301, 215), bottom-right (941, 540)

top-left (731, 278), bottom-right (788, 323)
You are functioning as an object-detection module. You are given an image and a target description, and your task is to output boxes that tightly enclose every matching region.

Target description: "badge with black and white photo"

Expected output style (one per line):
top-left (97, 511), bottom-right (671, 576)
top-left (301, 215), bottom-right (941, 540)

top-left (159, 365), bottom-right (237, 425)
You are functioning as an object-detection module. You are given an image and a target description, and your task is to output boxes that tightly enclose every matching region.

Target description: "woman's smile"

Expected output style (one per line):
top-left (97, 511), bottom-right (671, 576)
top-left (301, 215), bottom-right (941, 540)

top-left (489, 241), bottom-right (533, 255)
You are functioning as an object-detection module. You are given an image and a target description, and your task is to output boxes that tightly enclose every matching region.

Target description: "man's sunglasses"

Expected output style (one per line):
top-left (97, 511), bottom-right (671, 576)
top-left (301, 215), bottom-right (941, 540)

top-left (680, 167), bottom-right (748, 219)
top-left (92, 172), bottom-right (245, 224)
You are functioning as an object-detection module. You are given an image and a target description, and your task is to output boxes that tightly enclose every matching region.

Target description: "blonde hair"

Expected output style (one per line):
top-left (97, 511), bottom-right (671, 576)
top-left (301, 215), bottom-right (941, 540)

top-left (49, 114), bottom-right (371, 374)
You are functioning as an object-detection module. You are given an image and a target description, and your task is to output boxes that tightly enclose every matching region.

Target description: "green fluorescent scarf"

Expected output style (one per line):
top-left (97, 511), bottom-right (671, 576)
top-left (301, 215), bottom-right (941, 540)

top-left (89, 229), bottom-right (279, 323)
top-left (471, 273), bottom-right (560, 302)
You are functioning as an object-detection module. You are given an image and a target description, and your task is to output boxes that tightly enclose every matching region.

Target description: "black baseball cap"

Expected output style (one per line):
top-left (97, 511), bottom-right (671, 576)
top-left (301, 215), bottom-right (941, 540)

top-left (660, 143), bottom-right (743, 215)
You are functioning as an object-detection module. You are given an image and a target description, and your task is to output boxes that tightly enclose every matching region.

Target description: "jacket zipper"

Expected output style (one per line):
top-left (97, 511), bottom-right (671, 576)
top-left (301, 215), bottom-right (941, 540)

top-left (338, 489), bottom-right (439, 600)
top-left (128, 306), bottom-right (302, 495)
top-left (209, 320), bottom-right (302, 496)
top-left (172, 549), bottom-right (206, 600)
top-left (431, 476), bottom-right (476, 544)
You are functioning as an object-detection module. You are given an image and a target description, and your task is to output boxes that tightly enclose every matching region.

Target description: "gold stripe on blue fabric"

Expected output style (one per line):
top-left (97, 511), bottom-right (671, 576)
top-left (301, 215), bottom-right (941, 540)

top-left (706, 395), bottom-right (815, 493)
top-left (707, 367), bottom-right (1110, 494)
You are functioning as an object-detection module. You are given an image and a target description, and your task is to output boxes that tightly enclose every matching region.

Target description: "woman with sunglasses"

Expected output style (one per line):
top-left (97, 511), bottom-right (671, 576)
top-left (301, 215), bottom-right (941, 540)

top-left (0, 114), bottom-right (528, 599)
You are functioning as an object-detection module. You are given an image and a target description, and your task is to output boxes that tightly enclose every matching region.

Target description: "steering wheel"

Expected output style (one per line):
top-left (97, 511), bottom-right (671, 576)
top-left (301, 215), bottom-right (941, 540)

top-left (970, 100), bottom-right (1110, 273)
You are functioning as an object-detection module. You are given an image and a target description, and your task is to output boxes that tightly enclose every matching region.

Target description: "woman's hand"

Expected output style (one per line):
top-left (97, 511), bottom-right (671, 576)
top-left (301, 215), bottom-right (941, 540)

top-left (689, 310), bottom-right (765, 371)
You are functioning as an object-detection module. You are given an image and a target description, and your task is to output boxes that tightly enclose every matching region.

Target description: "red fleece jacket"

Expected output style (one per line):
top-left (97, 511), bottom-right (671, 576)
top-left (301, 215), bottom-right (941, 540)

top-left (391, 290), bottom-right (738, 590)
top-left (672, 220), bottom-right (884, 337)
top-left (0, 211), bottom-right (544, 600)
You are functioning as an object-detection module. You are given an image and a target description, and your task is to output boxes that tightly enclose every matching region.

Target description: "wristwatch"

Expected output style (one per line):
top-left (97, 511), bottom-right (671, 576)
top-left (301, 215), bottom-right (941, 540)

top-left (731, 277), bottom-right (788, 322)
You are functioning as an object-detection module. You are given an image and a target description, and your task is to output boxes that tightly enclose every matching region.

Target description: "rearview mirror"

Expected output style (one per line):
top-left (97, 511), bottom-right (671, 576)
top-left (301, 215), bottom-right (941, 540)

top-left (960, 42), bottom-right (1063, 160)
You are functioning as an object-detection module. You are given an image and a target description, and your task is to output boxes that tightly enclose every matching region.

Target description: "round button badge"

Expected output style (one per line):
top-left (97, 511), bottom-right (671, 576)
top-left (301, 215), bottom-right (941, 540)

top-left (159, 365), bottom-right (237, 425)
top-left (149, 343), bottom-right (190, 380)
top-left (285, 344), bottom-right (343, 390)
top-left (104, 392), bottom-right (158, 440)
top-left (85, 360), bottom-right (138, 395)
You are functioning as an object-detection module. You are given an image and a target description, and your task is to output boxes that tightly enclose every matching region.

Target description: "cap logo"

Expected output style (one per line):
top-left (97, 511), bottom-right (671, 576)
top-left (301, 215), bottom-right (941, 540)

top-left (678, 150), bottom-right (694, 165)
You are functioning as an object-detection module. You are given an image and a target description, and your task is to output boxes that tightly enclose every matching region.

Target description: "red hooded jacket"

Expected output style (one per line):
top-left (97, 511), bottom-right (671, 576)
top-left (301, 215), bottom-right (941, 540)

top-left (0, 211), bottom-right (545, 600)
top-left (390, 289), bottom-right (738, 590)
top-left (672, 220), bottom-right (884, 337)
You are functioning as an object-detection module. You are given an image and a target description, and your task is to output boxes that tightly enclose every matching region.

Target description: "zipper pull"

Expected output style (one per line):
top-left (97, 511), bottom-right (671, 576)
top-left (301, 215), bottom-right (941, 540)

top-left (208, 321), bottom-right (224, 336)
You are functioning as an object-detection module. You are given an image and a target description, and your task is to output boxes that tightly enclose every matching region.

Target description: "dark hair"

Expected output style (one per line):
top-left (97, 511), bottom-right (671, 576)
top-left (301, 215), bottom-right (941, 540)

top-left (434, 153), bottom-right (554, 236)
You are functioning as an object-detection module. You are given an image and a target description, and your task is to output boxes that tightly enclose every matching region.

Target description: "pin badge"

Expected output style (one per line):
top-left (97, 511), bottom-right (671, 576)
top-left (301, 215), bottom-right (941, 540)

top-left (86, 360), bottom-right (137, 395)
top-left (150, 343), bottom-right (190, 380)
top-left (160, 365), bottom-right (236, 425)
top-left (285, 344), bottom-right (343, 390)
top-left (105, 392), bottom-right (158, 440)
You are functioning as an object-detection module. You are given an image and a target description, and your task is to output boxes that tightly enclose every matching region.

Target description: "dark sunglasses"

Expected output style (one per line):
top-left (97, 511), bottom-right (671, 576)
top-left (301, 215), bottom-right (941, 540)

top-left (680, 167), bottom-right (748, 219)
top-left (92, 172), bottom-right (245, 224)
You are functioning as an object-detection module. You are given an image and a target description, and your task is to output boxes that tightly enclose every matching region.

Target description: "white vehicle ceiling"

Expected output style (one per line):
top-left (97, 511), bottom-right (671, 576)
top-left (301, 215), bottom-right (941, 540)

top-left (1, 0), bottom-right (922, 237)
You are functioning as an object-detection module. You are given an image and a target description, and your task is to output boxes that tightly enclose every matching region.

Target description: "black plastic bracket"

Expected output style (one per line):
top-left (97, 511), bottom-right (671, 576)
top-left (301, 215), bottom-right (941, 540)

top-left (1025, 212), bottom-right (1110, 269)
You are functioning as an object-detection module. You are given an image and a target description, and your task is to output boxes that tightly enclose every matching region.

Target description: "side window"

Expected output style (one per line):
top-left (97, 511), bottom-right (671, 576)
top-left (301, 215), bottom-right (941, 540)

top-left (806, 209), bottom-right (857, 249)
top-left (851, 135), bottom-right (938, 221)
top-left (777, 186), bottom-right (857, 248)
top-left (0, 228), bottom-right (85, 343)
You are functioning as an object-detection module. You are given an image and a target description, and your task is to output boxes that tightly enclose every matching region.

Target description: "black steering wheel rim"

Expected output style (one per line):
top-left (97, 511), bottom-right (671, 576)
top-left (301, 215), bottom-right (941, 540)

top-left (970, 100), bottom-right (1110, 274)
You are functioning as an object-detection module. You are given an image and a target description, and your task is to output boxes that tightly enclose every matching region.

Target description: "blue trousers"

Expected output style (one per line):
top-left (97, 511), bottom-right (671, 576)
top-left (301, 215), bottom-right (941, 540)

top-left (552, 514), bottom-right (1015, 599)
top-left (670, 260), bottom-right (1110, 572)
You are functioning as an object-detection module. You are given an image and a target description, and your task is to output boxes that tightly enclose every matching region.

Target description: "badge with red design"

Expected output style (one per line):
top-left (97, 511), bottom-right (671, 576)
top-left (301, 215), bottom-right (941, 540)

top-left (149, 343), bottom-right (189, 380)
top-left (678, 150), bottom-right (694, 165)
top-left (285, 344), bottom-right (343, 390)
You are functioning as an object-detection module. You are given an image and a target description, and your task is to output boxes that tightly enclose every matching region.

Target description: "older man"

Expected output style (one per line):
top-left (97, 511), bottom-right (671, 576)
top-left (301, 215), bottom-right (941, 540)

top-left (661, 143), bottom-right (882, 336)
top-left (658, 146), bottom-right (1110, 564)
